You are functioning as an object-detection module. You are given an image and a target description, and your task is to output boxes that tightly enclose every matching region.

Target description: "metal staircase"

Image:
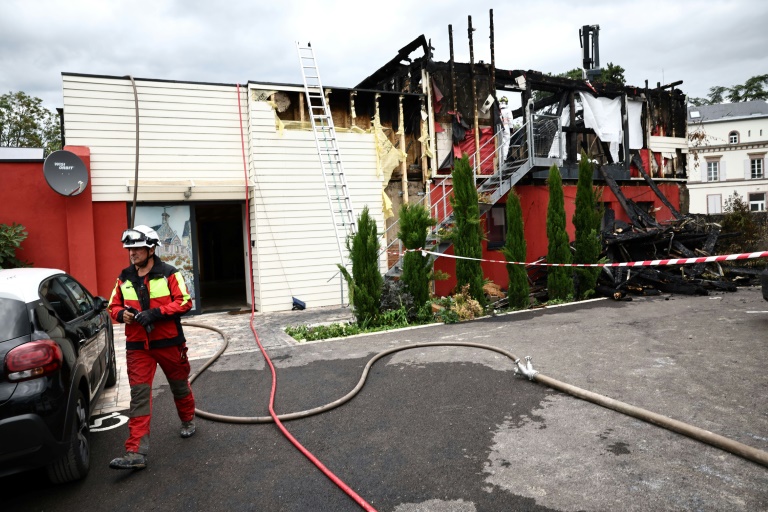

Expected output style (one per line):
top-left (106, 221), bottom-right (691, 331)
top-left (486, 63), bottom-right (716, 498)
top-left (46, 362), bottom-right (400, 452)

top-left (384, 111), bottom-right (562, 278)
top-left (296, 42), bottom-right (356, 268)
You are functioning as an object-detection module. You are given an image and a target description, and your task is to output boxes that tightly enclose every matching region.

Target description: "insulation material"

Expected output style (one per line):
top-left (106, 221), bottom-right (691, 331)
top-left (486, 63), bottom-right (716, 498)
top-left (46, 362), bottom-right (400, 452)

top-left (374, 111), bottom-right (405, 220)
top-left (627, 99), bottom-right (644, 149)
top-left (579, 92), bottom-right (623, 162)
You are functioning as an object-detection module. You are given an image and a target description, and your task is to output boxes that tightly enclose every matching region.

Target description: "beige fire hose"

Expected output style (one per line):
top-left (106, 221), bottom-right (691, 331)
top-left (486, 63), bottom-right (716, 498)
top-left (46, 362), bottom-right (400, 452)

top-left (183, 322), bottom-right (768, 468)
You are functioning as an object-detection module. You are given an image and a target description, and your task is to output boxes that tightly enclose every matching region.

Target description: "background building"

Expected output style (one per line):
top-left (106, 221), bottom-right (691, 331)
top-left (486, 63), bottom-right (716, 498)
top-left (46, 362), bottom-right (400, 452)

top-left (687, 100), bottom-right (768, 214)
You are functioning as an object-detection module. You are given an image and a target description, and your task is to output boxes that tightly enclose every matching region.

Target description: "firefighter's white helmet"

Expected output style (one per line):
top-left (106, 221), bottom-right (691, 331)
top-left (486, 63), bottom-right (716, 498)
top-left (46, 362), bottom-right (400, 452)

top-left (121, 225), bottom-right (162, 248)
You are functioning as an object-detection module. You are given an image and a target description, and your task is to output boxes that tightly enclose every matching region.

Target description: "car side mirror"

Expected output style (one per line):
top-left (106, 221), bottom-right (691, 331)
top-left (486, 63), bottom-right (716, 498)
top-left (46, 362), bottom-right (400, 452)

top-left (93, 296), bottom-right (109, 312)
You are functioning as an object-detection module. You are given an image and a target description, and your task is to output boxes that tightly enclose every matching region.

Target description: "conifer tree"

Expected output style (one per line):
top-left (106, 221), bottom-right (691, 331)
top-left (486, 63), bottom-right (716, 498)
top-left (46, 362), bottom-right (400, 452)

top-left (398, 202), bottom-right (437, 309)
top-left (451, 155), bottom-right (486, 306)
top-left (546, 164), bottom-right (573, 300)
top-left (338, 206), bottom-right (383, 326)
top-left (501, 190), bottom-right (529, 309)
top-left (572, 152), bottom-right (602, 299)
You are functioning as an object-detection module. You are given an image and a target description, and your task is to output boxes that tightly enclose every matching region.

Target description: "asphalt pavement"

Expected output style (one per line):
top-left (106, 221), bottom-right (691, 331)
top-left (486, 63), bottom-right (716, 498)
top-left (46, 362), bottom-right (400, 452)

top-left (4, 288), bottom-right (768, 511)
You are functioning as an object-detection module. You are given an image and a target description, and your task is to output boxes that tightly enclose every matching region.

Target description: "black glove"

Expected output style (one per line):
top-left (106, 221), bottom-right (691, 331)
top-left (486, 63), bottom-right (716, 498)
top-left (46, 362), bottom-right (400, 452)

top-left (135, 308), bottom-right (162, 327)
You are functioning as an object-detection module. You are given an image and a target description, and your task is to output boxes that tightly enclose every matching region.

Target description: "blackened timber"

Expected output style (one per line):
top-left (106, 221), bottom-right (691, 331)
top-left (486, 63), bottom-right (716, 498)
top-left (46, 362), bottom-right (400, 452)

top-left (690, 225), bottom-right (720, 276)
top-left (631, 152), bottom-right (681, 219)
top-left (511, 93), bottom-right (561, 118)
top-left (599, 165), bottom-right (642, 225)
top-left (356, 35), bottom-right (430, 90)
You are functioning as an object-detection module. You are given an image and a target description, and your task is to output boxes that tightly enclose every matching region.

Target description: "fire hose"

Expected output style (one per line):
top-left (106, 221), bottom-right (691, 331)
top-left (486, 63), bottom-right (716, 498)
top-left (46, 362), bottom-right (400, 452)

top-left (184, 321), bottom-right (768, 469)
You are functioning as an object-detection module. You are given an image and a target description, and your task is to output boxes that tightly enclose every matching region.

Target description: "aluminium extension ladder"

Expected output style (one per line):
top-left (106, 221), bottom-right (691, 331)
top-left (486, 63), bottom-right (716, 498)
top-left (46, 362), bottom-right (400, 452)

top-left (296, 42), bottom-right (356, 270)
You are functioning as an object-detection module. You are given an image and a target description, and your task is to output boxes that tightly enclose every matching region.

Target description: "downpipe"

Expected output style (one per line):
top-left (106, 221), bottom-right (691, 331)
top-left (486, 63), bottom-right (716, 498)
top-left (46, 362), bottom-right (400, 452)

top-left (184, 323), bottom-right (768, 469)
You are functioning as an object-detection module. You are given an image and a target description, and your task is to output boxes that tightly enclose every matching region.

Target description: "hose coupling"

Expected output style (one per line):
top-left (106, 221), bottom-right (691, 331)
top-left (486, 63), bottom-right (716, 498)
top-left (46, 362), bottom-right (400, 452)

top-left (514, 356), bottom-right (539, 380)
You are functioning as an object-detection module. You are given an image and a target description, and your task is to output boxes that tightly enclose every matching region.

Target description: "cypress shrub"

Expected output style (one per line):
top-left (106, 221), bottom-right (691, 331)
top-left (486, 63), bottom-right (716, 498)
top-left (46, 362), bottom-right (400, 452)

top-left (451, 155), bottom-right (486, 307)
top-left (397, 202), bottom-right (437, 310)
top-left (338, 206), bottom-right (383, 326)
top-left (572, 152), bottom-right (602, 299)
top-left (501, 190), bottom-right (530, 309)
top-left (546, 164), bottom-right (573, 300)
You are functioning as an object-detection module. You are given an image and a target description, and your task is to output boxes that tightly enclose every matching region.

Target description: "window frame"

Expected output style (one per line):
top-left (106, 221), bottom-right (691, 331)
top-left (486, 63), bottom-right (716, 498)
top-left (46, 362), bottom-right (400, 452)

top-left (706, 160), bottom-right (719, 182)
top-left (751, 158), bottom-right (764, 179)
top-left (706, 194), bottom-right (722, 214)
top-left (728, 131), bottom-right (739, 144)
top-left (749, 192), bottom-right (766, 212)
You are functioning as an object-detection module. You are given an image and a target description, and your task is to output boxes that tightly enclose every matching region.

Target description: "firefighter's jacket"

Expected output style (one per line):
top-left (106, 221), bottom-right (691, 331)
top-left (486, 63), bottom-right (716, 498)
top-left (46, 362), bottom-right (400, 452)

top-left (108, 255), bottom-right (192, 350)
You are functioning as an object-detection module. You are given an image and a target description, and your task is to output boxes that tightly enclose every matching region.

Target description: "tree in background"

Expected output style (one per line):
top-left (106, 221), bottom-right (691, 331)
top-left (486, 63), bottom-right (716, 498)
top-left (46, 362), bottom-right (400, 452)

top-left (572, 153), bottom-right (602, 299)
top-left (451, 155), bottom-right (486, 307)
top-left (501, 190), bottom-right (529, 309)
top-left (688, 75), bottom-right (768, 106)
top-left (546, 164), bottom-right (573, 300)
top-left (338, 206), bottom-right (383, 326)
top-left (397, 202), bottom-right (436, 310)
top-left (0, 91), bottom-right (61, 155)
top-left (558, 62), bottom-right (626, 86)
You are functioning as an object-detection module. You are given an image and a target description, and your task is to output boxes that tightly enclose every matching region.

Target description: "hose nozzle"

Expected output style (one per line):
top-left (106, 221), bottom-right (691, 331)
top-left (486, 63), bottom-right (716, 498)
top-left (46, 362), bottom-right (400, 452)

top-left (514, 356), bottom-right (539, 380)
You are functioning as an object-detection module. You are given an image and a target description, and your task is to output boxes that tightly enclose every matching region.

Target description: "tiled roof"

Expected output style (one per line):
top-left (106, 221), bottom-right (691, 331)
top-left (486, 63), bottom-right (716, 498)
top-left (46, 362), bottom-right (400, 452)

top-left (688, 100), bottom-right (768, 123)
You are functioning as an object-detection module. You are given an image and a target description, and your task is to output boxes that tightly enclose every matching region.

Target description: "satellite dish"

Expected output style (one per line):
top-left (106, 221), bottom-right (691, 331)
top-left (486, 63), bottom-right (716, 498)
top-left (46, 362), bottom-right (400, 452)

top-left (43, 150), bottom-right (88, 196)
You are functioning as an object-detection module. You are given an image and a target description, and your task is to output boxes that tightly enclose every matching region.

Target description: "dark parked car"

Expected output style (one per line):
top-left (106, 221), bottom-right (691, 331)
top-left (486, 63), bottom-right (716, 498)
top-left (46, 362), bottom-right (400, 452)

top-left (762, 268), bottom-right (768, 301)
top-left (0, 268), bottom-right (116, 483)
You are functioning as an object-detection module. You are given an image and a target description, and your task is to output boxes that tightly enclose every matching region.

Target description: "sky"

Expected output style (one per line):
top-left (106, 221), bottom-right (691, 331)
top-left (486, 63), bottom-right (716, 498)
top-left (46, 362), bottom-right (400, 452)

top-left (2, 0), bottom-right (767, 111)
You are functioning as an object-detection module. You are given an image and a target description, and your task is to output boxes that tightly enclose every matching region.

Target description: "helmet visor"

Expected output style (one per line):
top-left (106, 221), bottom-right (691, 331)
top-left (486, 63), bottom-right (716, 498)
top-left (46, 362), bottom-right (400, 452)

top-left (121, 229), bottom-right (148, 245)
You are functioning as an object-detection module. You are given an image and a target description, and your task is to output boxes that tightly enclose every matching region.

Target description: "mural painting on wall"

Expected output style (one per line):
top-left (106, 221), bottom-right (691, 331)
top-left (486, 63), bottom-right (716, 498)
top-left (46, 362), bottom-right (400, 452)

top-left (135, 205), bottom-right (197, 310)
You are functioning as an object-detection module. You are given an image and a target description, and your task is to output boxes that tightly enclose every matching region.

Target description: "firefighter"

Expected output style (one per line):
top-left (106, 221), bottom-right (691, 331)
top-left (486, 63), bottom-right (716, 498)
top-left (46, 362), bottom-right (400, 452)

top-left (107, 225), bottom-right (195, 470)
top-left (499, 96), bottom-right (514, 163)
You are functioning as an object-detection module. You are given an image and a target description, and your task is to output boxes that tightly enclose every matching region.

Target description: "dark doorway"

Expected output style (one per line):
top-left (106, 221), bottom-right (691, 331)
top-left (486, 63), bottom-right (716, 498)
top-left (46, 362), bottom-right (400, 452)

top-left (194, 203), bottom-right (248, 313)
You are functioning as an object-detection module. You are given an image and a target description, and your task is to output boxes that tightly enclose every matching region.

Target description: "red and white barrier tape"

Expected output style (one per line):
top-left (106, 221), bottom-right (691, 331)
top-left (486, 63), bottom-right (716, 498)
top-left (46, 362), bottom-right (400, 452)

top-left (406, 249), bottom-right (768, 268)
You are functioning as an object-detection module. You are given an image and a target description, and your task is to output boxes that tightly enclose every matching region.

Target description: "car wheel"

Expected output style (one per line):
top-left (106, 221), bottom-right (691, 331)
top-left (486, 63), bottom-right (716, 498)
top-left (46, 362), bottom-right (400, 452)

top-left (47, 390), bottom-right (90, 484)
top-left (106, 325), bottom-right (117, 388)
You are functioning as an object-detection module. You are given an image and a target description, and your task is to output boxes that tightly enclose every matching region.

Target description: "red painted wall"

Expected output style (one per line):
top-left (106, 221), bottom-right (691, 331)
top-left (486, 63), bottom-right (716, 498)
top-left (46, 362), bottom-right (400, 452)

top-left (0, 146), bottom-right (129, 299)
top-left (434, 182), bottom-right (682, 297)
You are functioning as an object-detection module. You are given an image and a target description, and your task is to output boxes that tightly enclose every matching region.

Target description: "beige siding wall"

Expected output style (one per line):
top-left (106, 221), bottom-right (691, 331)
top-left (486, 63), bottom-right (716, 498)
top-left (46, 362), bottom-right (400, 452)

top-left (62, 75), bottom-right (249, 202)
top-left (248, 95), bottom-right (386, 312)
top-left (62, 75), bottom-right (387, 313)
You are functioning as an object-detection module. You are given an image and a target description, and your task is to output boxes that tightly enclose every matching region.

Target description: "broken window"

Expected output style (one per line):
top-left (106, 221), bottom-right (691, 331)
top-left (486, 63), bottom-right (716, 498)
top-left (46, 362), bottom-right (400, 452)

top-left (486, 204), bottom-right (506, 250)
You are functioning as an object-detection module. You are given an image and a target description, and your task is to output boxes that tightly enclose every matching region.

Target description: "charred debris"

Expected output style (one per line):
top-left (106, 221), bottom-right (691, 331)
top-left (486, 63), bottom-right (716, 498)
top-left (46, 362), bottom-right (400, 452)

top-left (356, 16), bottom-right (749, 298)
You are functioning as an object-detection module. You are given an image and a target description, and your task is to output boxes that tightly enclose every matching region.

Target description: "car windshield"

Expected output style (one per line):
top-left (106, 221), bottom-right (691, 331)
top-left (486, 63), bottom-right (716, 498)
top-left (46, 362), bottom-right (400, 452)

top-left (0, 297), bottom-right (30, 342)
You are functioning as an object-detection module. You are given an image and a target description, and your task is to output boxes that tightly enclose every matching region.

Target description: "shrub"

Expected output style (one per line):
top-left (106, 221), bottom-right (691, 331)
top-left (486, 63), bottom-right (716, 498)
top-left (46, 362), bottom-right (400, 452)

top-left (501, 190), bottom-right (530, 309)
top-left (451, 155), bottom-right (486, 306)
top-left (338, 206), bottom-right (383, 326)
top-left (0, 223), bottom-right (30, 269)
top-left (572, 153), bottom-right (602, 299)
top-left (397, 203), bottom-right (436, 310)
top-left (546, 165), bottom-right (573, 300)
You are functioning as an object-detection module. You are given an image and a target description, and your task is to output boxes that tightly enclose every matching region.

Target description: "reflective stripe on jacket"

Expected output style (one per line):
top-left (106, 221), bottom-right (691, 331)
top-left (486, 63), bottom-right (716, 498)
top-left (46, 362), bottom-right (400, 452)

top-left (108, 254), bottom-right (192, 350)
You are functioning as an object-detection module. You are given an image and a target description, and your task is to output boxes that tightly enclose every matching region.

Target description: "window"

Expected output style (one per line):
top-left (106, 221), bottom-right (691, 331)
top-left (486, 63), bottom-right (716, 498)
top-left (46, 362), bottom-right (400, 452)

top-left (707, 194), bottom-right (722, 214)
top-left (749, 193), bottom-right (765, 212)
top-left (729, 131), bottom-right (739, 144)
top-left (748, 130), bottom-right (751, 137)
top-left (41, 278), bottom-right (78, 322)
top-left (60, 275), bottom-right (94, 317)
top-left (707, 161), bottom-right (719, 181)
top-left (751, 158), bottom-right (764, 179)
top-left (486, 204), bottom-right (506, 250)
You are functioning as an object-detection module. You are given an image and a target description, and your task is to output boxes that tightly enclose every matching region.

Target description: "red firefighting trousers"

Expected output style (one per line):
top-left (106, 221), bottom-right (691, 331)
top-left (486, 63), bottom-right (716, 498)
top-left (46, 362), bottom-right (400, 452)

top-left (125, 344), bottom-right (195, 454)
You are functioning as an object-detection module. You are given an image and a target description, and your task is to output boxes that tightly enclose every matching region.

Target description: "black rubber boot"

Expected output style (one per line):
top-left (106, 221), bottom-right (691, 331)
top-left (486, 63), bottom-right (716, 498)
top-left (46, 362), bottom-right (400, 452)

top-left (180, 420), bottom-right (196, 438)
top-left (109, 452), bottom-right (147, 470)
